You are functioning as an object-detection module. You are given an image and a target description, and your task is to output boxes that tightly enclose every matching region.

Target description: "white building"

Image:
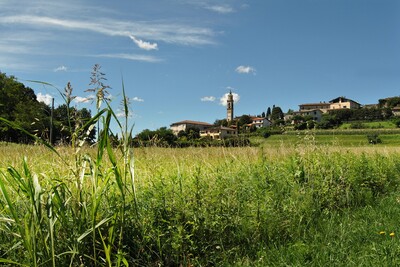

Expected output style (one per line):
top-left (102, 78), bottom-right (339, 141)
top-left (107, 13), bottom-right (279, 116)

top-left (249, 116), bottom-right (271, 128)
top-left (170, 120), bottom-right (213, 135)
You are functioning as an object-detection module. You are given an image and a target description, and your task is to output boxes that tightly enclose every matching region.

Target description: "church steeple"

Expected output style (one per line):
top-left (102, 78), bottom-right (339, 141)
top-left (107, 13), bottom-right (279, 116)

top-left (227, 90), bottom-right (234, 121)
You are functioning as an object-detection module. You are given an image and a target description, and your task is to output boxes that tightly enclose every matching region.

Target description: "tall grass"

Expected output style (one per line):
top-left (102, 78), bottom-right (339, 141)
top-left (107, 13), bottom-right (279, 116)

top-left (1, 139), bottom-right (400, 265)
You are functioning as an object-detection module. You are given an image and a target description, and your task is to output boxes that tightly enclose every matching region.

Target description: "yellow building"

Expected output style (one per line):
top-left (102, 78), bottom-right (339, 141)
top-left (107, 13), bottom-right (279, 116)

top-left (329, 96), bottom-right (361, 110)
top-left (200, 126), bottom-right (237, 140)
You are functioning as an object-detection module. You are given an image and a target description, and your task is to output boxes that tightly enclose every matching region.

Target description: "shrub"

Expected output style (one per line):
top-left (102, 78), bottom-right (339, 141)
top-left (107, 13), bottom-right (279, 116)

top-left (367, 134), bottom-right (382, 144)
top-left (350, 122), bottom-right (365, 129)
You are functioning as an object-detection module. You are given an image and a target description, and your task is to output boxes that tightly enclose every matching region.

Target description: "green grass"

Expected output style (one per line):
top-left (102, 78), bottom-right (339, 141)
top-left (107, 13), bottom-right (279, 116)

top-left (252, 132), bottom-right (400, 147)
top-left (2, 140), bottom-right (400, 266)
top-left (340, 121), bottom-right (397, 129)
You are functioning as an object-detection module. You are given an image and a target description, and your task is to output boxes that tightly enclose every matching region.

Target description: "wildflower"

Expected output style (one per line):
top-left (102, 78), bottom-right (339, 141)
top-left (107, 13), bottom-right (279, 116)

top-left (379, 231), bottom-right (386, 235)
top-left (390, 232), bottom-right (395, 238)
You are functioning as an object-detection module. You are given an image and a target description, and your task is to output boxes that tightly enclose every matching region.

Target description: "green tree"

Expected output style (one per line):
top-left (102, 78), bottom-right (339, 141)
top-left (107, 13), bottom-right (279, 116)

top-left (0, 72), bottom-right (50, 143)
top-left (238, 115), bottom-right (252, 127)
top-left (271, 106), bottom-right (284, 121)
top-left (136, 127), bottom-right (177, 146)
top-left (266, 107), bottom-right (271, 119)
top-left (53, 104), bottom-right (95, 144)
top-left (214, 119), bottom-right (228, 127)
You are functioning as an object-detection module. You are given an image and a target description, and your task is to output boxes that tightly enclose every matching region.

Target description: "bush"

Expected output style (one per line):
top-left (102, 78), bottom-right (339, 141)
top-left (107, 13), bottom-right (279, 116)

top-left (367, 134), bottom-right (382, 144)
top-left (350, 122), bottom-right (365, 129)
top-left (394, 118), bottom-right (400, 128)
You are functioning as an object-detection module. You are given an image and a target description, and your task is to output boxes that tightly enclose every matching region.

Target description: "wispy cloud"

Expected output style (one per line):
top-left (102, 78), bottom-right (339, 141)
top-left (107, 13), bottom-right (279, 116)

top-left (74, 96), bottom-right (92, 104)
top-left (0, 1), bottom-right (218, 71)
top-left (129, 35), bottom-right (158, 51)
top-left (220, 91), bottom-right (240, 106)
top-left (204, 5), bottom-right (235, 14)
top-left (0, 15), bottom-right (216, 46)
top-left (95, 53), bottom-right (162, 63)
top-left (54, 65), bottom-right (67, 72)
top-left (116, 110), bottom-right (137, 118)
top-left (132, 97), bottom-right (144, 102)
top-left (235, 65), bottom-right (256, 74)
top-left (37, 92), bottom-right (53, 105)
top-left (201, 96), bottom-right (216, 102)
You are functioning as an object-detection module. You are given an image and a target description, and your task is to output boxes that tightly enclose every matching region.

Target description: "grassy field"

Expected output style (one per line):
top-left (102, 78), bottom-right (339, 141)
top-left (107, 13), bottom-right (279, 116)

top-left (252, 131), bottom-right (400, 147)
top-left (339, 121), bottom-right (397, 129)
top-left (1, 137), bottom-right (400, 266)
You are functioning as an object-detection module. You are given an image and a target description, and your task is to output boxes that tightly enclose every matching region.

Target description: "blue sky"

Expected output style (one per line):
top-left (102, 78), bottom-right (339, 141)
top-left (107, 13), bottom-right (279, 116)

top-left (1, 0), bottom-right (399, 134)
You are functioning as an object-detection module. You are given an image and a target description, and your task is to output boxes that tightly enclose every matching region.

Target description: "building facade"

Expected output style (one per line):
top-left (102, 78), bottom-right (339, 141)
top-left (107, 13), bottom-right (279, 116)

top-left (293, 109), bottom-right (323, 122)
top-left (170, 120), bottom-right (213, 135)
top-left (200, 126), bottom-right (237, 139)
top-left (299, 102), bottom-right (331, 113)
top-left (329, 97), bottom-right (361, 110)
top-left (249, 116), bottom-right (272, 128)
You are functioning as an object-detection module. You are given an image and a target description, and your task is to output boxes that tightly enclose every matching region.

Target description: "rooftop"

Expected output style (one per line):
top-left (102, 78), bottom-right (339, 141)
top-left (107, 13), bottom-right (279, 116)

top-left (170, 120), bottom-right (213, 127)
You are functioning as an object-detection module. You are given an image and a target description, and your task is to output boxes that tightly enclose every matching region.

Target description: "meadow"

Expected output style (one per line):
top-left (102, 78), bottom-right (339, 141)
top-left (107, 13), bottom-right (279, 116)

top-left (1, 131), bottom-right (400, 266)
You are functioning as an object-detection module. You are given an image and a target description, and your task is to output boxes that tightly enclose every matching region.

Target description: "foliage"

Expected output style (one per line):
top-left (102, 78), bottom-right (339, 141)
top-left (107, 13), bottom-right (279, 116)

top-left (393, 118), bottom-right (400, 128)
top-left (378, 96), bottom-right (400, 108)
top-left (1, 141), bottom-right (400, 265)
top-left (237, 114), bottom-right (252, 127)
top-left (266, 107), bottom-right (271, 119)
top-left (294, 122), bottom-right (307, 130)
top-left (134, 127), bottom-right (177, 146)
top-left (254, 126), bottom-right (284, 138)
top-left (0, 72), bottom-right (96, 145)
top-left (0, 72), bottom-right (49, 143)
top-left (367, 134), bottom-right (382, 144)
top-left (214, 118), bottom-right (228, 127)
top-left (177, 127), bottom-right (200, 140)
top-left (328, 107), bottom-right (393, 123)
top-left (271, 106), bottom-right (284, 121)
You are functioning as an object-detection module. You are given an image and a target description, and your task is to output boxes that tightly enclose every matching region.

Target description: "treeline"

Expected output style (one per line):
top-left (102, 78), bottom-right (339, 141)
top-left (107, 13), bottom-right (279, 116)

top-left (0, 72), bottom-right (95, 144)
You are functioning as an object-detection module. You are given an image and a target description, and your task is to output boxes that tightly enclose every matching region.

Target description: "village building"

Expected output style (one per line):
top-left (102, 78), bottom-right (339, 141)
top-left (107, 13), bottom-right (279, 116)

top-left (392, 106), bottom-right (400, 117)
top-left (170, 120), bottom-right (213, 135)
top-left (246, 116), bottom-right (272, 129)
top-left (200, 126), bottom-right (237, 139)
top-left (170, 91), bottom-right (237, 139)
top-left (329, 96), bottom-right (361, 110)
top-left (299, 102), bottom-right (331, 113)
top-left (299, 97), bottom-right (361, 114)
top-left (293, 109), bottom-right (324, 122)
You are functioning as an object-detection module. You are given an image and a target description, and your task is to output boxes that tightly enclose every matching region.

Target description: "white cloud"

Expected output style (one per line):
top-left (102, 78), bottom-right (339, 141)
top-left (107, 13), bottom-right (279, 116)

top-left (205, 5), bottom-right (235, 14)
top-left (201, 96), bottom-right (216, 102)
top-left (220, 91), bottom-right (240, 106)
top-left (0, 14), bottom-right (216, 47)
top-left (116, 110), bottom-right (136, 118)
top-left (129, 35), bottom-right (158, 51)
top-left (74, 95), bottom-right (93, 104)
top-left (95, 53), bottom-right (162, 63)
top-left (37, 92), bottom-right (53, 105)
top-left (235, 65), bottom-right (256, 74)
top-left (54, 65), bottom-right (67, 72)
top-left (132, 97), bottom-right (144, 102)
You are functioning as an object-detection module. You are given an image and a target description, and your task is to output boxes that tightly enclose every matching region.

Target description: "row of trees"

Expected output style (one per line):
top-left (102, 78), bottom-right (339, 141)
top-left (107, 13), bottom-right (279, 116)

top-left (0, 72), bottom-right (95, 144)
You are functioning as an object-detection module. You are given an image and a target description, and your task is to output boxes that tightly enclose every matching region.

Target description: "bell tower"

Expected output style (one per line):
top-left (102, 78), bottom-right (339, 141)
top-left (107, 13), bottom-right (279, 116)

top-left (227, 90), bottom-right (234, 122)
